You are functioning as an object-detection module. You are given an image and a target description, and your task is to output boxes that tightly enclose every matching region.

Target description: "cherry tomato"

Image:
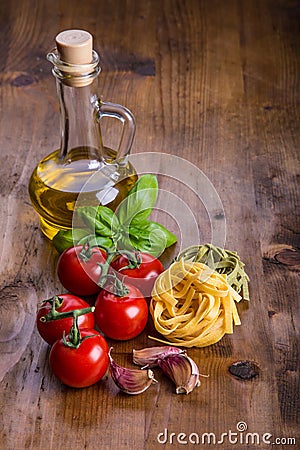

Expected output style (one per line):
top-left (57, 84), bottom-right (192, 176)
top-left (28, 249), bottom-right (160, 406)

top-left (94, 282), bottom-right (148, 340)
top-left (111, 252), bottom-right (164, 297)
top-left (36, 294), bottom-right (95, 345)
top-left (57, 245), bottom-right (107, 296)
top-left (49, 329), bottom-right (109, 388)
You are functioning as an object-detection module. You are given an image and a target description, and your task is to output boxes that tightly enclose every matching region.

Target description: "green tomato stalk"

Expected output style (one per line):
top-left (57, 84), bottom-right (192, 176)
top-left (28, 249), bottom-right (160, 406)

top-left (62, 312), bottom-right (96, 349)
top-left (94, 245), bottom-right (141, 289)
top-left (39, 295), bottom-right (95, 323)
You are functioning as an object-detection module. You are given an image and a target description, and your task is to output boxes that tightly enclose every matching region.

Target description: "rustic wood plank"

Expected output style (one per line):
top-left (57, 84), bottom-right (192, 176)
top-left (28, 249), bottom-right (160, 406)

top-left (0, 0), bottom-right (299, 449)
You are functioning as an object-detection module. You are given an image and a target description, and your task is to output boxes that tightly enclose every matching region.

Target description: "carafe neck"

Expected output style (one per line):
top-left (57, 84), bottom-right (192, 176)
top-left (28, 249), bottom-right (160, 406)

top-left (47, 49), bottom-right (104, 162)
top-left (56, 77), bottom-right (103, 160)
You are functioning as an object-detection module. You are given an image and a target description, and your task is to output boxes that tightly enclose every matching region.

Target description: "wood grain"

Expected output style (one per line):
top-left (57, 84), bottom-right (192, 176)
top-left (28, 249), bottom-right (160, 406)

top-left (0, 0), bottom-right (299, 449)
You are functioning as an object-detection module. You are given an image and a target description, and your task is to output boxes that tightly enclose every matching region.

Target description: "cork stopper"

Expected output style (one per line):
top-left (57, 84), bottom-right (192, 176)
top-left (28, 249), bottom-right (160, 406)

top-left (55, 29), bottom-right (93, 64)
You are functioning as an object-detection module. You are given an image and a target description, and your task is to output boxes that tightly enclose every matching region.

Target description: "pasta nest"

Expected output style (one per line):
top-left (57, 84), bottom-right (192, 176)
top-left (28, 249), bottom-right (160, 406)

top-left (150, 259), bottom-right (242, 348)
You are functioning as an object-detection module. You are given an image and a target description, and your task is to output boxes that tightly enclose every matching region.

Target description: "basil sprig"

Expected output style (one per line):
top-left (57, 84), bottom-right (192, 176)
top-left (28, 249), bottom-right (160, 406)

top-left (53, 174), bottom-right (177, 257)
top-left (53, 229), bottom-right (115, 254)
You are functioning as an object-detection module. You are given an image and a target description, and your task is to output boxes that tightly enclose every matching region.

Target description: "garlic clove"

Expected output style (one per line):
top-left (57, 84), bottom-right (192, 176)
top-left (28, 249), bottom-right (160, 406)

top-left (109, 349), bottom-right (157, 395)
top-left (157, 353), bottom-right (201, 394)
top-left (133, 345), bottom-right (183, 368)
top-left (177, 355), bottom-right (201, 394)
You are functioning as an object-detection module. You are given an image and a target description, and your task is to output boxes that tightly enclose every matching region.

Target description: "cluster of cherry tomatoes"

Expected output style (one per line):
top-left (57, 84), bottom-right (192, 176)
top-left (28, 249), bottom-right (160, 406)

top-left (36, 244), bottom-right (164, 388)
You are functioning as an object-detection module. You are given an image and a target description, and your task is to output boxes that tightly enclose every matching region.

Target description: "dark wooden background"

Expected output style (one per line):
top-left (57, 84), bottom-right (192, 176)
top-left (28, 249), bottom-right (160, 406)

top-left (0, 0), bottom-right (299, 449)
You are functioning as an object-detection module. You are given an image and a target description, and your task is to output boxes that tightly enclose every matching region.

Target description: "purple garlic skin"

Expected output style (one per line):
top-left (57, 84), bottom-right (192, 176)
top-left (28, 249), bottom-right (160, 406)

top-left (133, 345), bottom-right (184, 368)
top-left (109, 349), bottom-right (156, 395)
top-left (157, 353), bottom-right (201, 394)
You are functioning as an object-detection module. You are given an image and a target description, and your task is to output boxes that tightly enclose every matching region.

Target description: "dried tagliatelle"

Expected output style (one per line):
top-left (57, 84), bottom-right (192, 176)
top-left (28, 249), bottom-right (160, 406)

top-left (176, 244), bottom-right (250, 301)
top-left (149, 259), bottom-right (243, 348)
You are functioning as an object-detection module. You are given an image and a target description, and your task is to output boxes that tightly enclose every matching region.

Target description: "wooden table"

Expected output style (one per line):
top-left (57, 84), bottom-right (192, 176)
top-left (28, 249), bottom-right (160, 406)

top-left (0, 0), bottom-right (299, 448)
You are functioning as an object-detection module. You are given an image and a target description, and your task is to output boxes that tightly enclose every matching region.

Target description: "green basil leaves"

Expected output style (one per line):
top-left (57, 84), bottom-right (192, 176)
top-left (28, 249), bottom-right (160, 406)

top-left (53, 174), bottom-right (177, 257)
top-left (117, 174), bottom-right (158, 226)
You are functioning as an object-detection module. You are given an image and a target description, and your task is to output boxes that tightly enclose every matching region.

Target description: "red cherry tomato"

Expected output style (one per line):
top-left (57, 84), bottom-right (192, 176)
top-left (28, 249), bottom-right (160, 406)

top-left (110, 252), bottom-right (164, 297)
top-left (49, 329), bottom-right (109, 388)
top-left (94, 282), bottom-right (148, 340)
top-left (36, 294), bottom-right (95, 345)
top-left (57, 245), bottom-right (107, 296)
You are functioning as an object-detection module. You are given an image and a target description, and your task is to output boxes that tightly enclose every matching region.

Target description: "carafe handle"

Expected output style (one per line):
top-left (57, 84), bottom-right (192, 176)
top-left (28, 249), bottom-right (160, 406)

top-left (95, 99), bottom-right (136, 163)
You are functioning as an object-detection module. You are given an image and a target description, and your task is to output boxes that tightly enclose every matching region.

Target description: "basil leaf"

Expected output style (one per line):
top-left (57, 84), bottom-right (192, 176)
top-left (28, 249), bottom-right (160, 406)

top-left (116, 174), bottom-right (158, 226)
top-left (77, 206), bottom-right (120, 237)
top-left (142, 221), bottom-right (177, 248)
top-left (116, 235), bottom-right (134, 253)
top-left (78, 234), bottom-right (116, 251)
top-left (76, 206), bottom-right (97, 231)
top-left (52, 228), bottom-right (90, 254)
top-left (95, 206), bottom-right (120, 235)
top-left (128, 222), bottom-right (168, 257)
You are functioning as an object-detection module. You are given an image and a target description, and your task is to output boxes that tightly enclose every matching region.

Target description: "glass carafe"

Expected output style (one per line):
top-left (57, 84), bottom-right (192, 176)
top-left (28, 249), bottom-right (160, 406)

top-left (28, 30), bottom-right (137, 240)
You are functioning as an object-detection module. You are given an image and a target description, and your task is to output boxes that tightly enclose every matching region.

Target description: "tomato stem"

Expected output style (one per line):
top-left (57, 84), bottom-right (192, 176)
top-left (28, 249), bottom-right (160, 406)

top-left (96, 246), bottom-right (120, 288)
top-left (62, 312), bottom-right (98, 349)
top-left (40, 305), bottom-right (95, 323)
top-left (105, 274), bottom-right (130, 297)
top-left (39, 295), bottom-right (64, 309)
top-left (78, 242), bottom-right (142, 291)
top-left (78, 242), bottom-right (94, 262)
top-left (117, 251), bottom-right (142, 271)
top-left (66, 312), bottom-right (81, 347)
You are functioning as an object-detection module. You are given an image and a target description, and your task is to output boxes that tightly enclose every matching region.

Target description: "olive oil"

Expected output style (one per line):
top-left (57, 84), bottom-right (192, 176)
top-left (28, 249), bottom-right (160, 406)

top-left (28, 30), bottom-right (137, 239)
top-left (29, 147), bottom-right (137, 239)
